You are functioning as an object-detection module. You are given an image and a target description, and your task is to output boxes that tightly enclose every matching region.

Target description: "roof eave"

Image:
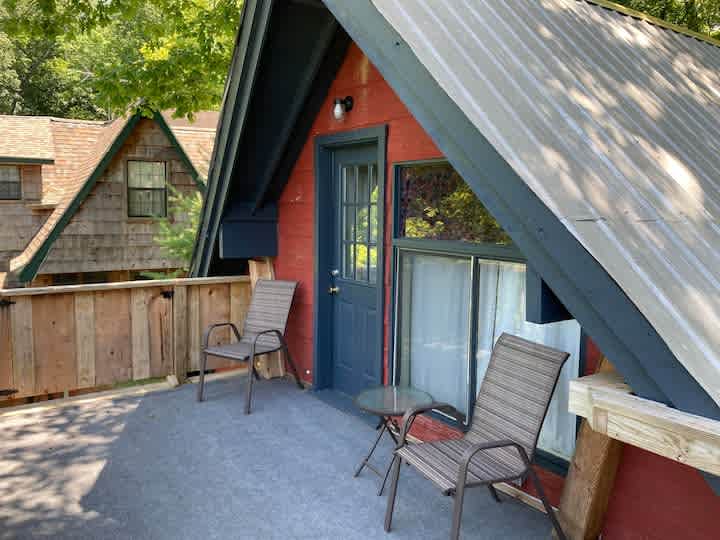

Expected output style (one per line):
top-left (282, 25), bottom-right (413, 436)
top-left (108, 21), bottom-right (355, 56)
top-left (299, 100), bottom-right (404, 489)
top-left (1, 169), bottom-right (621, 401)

top-left (190, 0), bottom-right (274, 277)
top-left (0, 157), bottom-right (54, 165)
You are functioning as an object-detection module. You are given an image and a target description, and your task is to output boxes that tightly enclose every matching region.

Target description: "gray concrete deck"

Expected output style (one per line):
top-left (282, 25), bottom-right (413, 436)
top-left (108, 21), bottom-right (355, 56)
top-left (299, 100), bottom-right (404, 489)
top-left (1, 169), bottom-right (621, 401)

top-left (0, 376), bottom-right (550, 539)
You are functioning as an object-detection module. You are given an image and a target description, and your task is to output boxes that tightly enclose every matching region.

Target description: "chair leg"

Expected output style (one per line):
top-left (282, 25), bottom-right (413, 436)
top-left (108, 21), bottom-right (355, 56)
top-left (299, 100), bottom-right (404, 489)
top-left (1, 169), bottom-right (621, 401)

top-left (384, 455), bottom-right (402, 532)
top-left (197, 351), bottom-right (208, 402)
top-left (526, 466), bottom-right (566, 540)
top-left (244, 356), bottom-right (255, 415)
top-left (487, 484), bottom-right (501, 503)
top-left (283, 344), bottom-right (304, 389)
top-left (450, 482), bottom-right (467, 540)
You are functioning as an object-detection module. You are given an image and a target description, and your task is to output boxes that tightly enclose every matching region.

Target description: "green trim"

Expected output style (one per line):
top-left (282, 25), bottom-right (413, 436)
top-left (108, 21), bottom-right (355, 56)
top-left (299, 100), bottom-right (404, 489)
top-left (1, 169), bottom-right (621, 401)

top-left (152, 111), bottom-right (206, 191)
top-left (0, 157), bottom-right (54, 165)
top-left (17, 115), bottom-right (142, 283)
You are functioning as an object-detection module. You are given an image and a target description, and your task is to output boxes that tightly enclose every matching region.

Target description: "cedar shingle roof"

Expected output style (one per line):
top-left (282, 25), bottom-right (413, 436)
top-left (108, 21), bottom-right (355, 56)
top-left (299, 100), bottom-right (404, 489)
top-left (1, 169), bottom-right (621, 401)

top-left (170, 126), bottom-right (216, 180)
top-left (163, 111), bottom-right (219, 180)
top-left (0, 116), bottom-right (56, 162)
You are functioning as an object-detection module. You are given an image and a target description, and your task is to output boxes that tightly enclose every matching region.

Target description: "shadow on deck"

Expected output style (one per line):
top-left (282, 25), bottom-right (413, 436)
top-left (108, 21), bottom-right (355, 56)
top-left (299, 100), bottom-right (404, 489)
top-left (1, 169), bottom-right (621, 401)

top-left (0, 376), bottom-right (550, 539)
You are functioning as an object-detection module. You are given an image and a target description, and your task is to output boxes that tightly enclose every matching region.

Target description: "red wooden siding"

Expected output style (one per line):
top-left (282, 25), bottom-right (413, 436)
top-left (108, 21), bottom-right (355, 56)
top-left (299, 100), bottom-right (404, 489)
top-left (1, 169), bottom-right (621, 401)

top-left (274, 43), bottom-right (442, 383)
top-left (273, 42), bottom-right (720, 538)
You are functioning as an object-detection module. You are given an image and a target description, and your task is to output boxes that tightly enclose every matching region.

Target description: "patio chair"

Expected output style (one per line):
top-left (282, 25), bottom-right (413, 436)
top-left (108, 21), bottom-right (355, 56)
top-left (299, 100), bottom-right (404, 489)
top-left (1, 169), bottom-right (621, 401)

top-left (384, 333), bottom-right (569, 540)
top-left (196, 279), bottom-right (303, 414)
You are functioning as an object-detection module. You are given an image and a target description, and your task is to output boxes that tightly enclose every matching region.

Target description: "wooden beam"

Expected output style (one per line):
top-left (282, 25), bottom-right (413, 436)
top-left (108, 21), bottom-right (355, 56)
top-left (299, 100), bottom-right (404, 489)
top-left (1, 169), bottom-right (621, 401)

top-left (570, 372), bottom-right (720, 476)
top-left (249, 257), bottom-right (275, 283)
top-left (74, 292), bottom-right (96, 388)
top-left (556, 359), bottom-right (623, 540)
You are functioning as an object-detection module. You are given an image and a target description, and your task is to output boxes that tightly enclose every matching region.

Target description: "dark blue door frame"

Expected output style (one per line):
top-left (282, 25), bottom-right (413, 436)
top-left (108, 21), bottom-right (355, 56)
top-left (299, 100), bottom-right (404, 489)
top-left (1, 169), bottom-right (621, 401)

top-left (313, 125), bottom-right (388, 390)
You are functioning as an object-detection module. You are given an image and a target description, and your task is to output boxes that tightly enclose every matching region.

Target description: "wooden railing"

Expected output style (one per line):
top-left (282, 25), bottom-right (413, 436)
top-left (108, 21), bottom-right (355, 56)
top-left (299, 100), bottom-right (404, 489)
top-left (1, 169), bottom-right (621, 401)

top-left (0, 276), bottom-right (252, 401)
top-left (569, 371), bottom-right (720, 476)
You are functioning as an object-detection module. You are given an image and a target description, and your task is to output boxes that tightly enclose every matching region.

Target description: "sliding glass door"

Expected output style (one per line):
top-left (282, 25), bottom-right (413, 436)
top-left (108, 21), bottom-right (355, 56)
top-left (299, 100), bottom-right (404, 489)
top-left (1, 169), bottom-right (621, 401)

top-left (392, 160), bottom-right (581, 463)
top-left (395, 252), bottom-right (473, 417)
top-left (474, 259), bottom-right (580, 460)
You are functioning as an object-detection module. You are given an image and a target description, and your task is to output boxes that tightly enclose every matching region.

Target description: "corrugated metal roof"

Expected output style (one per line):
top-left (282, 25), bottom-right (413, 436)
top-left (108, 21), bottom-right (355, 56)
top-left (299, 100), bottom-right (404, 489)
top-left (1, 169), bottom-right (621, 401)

top-left (371, 0), bottom-right (720, 406)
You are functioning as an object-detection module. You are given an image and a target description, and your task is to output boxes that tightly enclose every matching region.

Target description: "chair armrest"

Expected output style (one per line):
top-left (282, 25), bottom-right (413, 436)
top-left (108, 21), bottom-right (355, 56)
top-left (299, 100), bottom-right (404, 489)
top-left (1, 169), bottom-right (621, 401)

top-left (203, 322), bottom-right (242, 349)
top-left (397, 401), bottom-right (456, 447)
top-left (250, 329), bottom-right (285, 354)
top-left (457, 440), bottom-right (531, 486)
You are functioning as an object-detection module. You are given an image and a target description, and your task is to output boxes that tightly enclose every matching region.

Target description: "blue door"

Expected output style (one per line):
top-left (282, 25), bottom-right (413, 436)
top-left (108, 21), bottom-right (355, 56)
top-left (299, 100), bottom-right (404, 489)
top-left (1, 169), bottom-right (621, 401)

top-left (327, 144), bottom-right (382, 397)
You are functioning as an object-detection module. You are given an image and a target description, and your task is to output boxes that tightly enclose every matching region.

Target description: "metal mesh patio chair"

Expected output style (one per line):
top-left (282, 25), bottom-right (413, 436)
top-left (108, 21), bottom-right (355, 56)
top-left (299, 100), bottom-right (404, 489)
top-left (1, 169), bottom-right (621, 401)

top-left (384, 333), bottom-right (569, 540)
top-left (196, 279), bottom-right (303, 414)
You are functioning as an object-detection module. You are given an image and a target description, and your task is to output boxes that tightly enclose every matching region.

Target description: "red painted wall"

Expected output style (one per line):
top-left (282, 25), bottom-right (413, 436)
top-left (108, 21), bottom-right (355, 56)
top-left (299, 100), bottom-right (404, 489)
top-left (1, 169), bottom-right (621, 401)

top-left (273, 43), bottom-right (720, 538)
top-left (274, 43), bottom-right (441, 383)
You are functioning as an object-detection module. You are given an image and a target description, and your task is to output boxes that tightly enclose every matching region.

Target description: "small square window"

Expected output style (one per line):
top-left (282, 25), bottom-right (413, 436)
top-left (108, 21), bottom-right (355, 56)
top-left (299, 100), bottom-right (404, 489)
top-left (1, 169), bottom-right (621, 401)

top-left (127, 161), bottom-right (167, 217)
top-left (0, 165), bottom-right (21, 200)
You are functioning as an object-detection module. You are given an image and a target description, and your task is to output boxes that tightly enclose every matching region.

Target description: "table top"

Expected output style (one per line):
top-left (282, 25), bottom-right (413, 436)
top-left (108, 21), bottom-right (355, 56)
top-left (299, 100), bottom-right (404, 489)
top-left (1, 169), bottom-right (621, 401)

top-left (354, 386), bottom-right (433, 417)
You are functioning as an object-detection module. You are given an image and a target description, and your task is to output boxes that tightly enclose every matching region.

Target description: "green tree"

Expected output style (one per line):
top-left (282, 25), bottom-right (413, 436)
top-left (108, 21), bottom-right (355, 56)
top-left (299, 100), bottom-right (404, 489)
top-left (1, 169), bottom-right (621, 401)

top-left (615, 0), bottom-right (720, 37)
top-left (1, 0), bottom-right (242, 119)
top-left (143, 187), bottom-right (203, 279)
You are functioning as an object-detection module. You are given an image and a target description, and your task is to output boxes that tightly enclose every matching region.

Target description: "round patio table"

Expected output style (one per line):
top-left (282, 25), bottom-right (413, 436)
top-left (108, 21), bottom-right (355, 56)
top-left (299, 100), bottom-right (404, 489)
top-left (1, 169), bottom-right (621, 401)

top-left (353, 385), bottom-right (433, 496)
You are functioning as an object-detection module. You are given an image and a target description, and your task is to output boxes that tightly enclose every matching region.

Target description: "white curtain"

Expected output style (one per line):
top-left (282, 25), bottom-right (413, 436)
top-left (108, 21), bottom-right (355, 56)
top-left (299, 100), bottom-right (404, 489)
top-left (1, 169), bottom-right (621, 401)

top-left (475, 260), bottom-right (580, 460)
top-left (401, 253), bottom-right (472, 415)
top-left (398, 253), bottom-right (580, 460)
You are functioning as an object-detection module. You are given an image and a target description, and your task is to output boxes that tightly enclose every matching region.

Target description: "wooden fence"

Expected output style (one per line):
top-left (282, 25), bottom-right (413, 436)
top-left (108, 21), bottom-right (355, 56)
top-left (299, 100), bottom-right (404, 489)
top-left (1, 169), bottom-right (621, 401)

top-left (0, 276), bottom-right (253, 401)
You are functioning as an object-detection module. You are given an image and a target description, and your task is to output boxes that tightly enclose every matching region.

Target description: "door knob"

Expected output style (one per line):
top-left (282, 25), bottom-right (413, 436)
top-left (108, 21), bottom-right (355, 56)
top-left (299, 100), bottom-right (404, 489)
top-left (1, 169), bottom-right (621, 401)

top-left (330, 269), bottom-right (340, 277)
top-left (328, 286), bottom-right (340, 295)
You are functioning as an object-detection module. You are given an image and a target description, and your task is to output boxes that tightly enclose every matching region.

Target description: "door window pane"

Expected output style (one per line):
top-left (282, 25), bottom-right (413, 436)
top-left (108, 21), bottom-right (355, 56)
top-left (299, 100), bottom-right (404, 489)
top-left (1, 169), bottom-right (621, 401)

top-left (343, 243), bottom-right (355, 280)
top-left (368, 246), bottom-right (378, 283)
top-left (397, 162), bottom-right (512, 244)
top-left (475, 260), bottom-right (581, 460)
top-left (357, 164), bottom-right (370, 203)
top-left (340, 162), bottom-right (379, 284)
top-left (356, 206), bottom-right (369, 243)
top-left (343, 166), bottom-right (356, 203)
top-left (396, 252), bottom-right (472, 416)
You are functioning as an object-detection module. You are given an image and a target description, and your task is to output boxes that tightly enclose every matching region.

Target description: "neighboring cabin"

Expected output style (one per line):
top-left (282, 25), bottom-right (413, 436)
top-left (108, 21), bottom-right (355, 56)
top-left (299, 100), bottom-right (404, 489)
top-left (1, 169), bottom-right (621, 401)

top-left (0, 111), bottom-right (218, 287)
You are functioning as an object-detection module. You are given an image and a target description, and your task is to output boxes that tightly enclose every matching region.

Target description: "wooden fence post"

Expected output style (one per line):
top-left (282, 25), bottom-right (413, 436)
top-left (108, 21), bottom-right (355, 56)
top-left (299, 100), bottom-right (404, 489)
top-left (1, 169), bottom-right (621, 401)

top-left (10, 296), bottom-right (34, 396)
top-left (130, 288), bottom-right (151, 380)
top-left (188, 285), bottom-right (201, 372)
top-left (74, 292), bottom-right (96, 388)
top-left (173, 285), bottom-right (188, 383)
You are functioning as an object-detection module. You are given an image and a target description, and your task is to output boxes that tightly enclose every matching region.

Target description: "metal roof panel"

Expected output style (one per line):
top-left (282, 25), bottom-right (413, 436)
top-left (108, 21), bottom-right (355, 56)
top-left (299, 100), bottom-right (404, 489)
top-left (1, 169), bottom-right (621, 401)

top-left (371, 0), bottom-right (720, 405)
